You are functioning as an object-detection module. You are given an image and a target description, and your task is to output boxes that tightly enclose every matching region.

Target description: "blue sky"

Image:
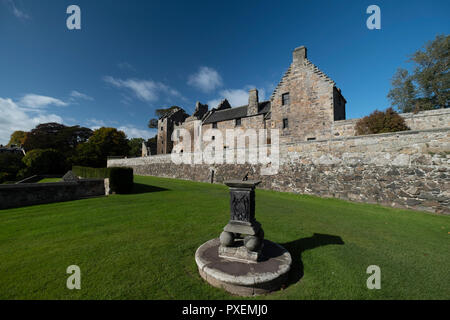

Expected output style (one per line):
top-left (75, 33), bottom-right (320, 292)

top-left (0, 0), bottom-right (448, 144)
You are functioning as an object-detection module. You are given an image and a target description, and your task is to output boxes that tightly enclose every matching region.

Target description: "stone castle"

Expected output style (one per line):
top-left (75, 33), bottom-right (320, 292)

top-left (118, 45), bottom-right (450, 214)
top-left (155, 46), bottom-right (347, 155)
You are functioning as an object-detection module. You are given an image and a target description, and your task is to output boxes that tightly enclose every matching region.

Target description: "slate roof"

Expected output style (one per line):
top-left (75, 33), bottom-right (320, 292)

top-left (203, 101), bottom-right (271, 124)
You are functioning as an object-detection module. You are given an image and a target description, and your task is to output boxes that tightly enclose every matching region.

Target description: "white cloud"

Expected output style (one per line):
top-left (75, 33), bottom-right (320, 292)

top-left (118, 126), bottom-right (156, 140)
top-left (207, 86), bottom-right (266, 108)
top-left (0, 97), bottom-right (63, 145)
top-left (188, 67), bottom-right (223, 93)
top-left (70, 90), bottom-right (94, 101)
top-left (84, 119), bottom-right (156, 140)
top-left (103, 76), bottom-right (184, 103)
top-left (18, 94), bottom-right (68, 109)
top-left (86, 119), bottom-right (106, 127)
top-left (5, 0), bottom-right (30, 20)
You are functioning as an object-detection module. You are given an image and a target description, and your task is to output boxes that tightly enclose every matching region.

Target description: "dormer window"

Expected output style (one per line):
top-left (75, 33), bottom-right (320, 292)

top-left (282, 92), bottom-right (290, 106)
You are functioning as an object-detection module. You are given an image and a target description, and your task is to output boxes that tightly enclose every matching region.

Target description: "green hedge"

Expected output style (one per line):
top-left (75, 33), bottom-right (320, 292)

top-left (72, 166), bottom-right (133, 194)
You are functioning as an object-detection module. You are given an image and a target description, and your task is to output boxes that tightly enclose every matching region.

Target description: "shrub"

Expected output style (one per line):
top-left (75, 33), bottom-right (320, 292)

top-left (21, 149), bottom-right (67, 175)
top-left (0, 152), bottom-right (25, 182)
top-left (109, 167), bottom-right (134, 194)
top-left (72, 165), bottom-right (134, 194)
top-left (72, 166), bottom-right (110, 179)
top-left (355, 108), bottom-right (410, 135)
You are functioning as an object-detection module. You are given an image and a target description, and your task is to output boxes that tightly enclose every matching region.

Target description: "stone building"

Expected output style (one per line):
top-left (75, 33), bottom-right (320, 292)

top-left (157, 107), bottom-right (189, 154)
top-left (155, 45), bottom-right (347, 154)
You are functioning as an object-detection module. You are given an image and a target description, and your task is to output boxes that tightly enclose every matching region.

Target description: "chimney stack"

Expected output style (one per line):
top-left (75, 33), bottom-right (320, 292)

top-left (293, 46), bottom-right (307, 65)
top-left (247, 88), bottom-right (259, 116)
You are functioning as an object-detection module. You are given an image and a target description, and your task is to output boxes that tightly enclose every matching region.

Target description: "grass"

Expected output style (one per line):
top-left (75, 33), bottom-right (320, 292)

top-left (0, 175), bottom-right (449, 300)
top-left (37, 178), bottom-right (62, 183)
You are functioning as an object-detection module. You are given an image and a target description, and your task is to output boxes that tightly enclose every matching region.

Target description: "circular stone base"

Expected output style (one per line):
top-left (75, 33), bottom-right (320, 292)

top-left (195, 238), bottom-right (292, 296)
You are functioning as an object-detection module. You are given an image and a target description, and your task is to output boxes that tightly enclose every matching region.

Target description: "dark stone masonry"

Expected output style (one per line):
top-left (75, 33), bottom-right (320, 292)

top-left (0, 179), bottom-right (106, 210)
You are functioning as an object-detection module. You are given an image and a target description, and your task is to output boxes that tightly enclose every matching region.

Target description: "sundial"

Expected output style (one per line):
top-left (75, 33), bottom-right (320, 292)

top-left (219, 180), bottom-right (264, 262)
top-left (194, 176), bottom-right (292, 296)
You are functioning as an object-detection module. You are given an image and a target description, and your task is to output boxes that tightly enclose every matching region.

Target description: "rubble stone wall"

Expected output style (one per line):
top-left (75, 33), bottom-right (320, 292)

top-left (109, 128), bottom-right (450, 214)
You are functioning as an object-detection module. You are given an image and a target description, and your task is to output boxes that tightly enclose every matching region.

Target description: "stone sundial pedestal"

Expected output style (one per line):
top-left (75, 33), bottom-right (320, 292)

top-left (219, 180), bottom-right (264, 262)
top-left (195, 179), bottom-right (292, 296)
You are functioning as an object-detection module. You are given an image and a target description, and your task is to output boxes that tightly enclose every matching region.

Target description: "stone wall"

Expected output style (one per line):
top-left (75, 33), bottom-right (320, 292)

top-left (402, 108), bottom-right (450, 130)
top-left (332, 108), bottom-right (450, 138)
top-left (108, 128), bottom-right (450, 214)
top-left (0, 179), bottom-right (106, 210)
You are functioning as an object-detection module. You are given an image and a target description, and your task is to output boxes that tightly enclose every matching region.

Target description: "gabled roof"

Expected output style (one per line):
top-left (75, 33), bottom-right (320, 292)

top-left (203, 101), bottom-right (271, 124)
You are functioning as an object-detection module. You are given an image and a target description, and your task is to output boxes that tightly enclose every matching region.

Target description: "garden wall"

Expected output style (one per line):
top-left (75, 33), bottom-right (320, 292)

top-left (332, 108), bottom-right (450, 138)
top-left (108, 128), bottom-right (450, 214)
top-left (0, 179), bottom-right (106, 210)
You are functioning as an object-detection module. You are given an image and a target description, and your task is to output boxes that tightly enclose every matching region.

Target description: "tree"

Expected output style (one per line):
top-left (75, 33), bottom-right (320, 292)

top-left (7, 131), bottom-right (27, 147)
top-left (410, 34), bottom-right (449, 110)
top-left (387, 68), bottom-right (417, 113)
top-left (22, 123), bottom-right (92, 154)
top-left (71, 127), bottom-right (130, 167)
top-left (355, 108), bottom-right (410, 135)
top-left (0, 153), bottom-right (25, 183)
top-left (148, 119), bottom-right (158, 129)
top-left (388, 34), bottom-right (449, 112)
top-left (128, 138), bottom-right (145, 157)
top-left (21, 149), bottom-right (67, 175)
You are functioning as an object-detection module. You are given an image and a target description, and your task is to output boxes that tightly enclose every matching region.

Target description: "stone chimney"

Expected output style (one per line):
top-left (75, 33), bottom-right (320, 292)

top-left (293, 46), bottom-right (307, 65)
top-left (247, 88), bottom-right (259, 116)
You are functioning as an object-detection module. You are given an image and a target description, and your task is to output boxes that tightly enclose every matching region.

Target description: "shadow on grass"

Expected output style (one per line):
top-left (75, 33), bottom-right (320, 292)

top-left (129, 183), bottom-right (170, 194)
top-left (281, 233), bottom-right (345, 287)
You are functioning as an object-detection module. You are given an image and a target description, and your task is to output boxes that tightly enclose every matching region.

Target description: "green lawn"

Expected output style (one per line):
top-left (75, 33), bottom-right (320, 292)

top-left (37, 178), bottom-right (62, 183)
top-left (0, 175), bottom-right (449, 300)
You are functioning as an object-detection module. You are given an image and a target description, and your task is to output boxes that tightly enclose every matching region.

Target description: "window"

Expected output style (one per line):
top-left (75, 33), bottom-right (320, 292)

top-left (160, 126), bottom-right (163, 131)
top-left (212, 136), bottom-right (215, 140)
top-left (212, 122), bottom-right (217, 128)
top-left (307, 137), bottom-right (316, 141)
top-left (235, 118), bottom-right (241, 127)
top-left (282, 92), bottom-right (290, 106)
top-left (283, 118), bottom-right (288, 129)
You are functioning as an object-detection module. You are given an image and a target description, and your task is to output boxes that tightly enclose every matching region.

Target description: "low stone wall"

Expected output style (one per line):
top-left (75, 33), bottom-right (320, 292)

top-left (0, 179), bottom-right (105, 210)
top-left (108, 128), bottom-right (450, 214)
top-left (332, 108), bottom-right (450, 138)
